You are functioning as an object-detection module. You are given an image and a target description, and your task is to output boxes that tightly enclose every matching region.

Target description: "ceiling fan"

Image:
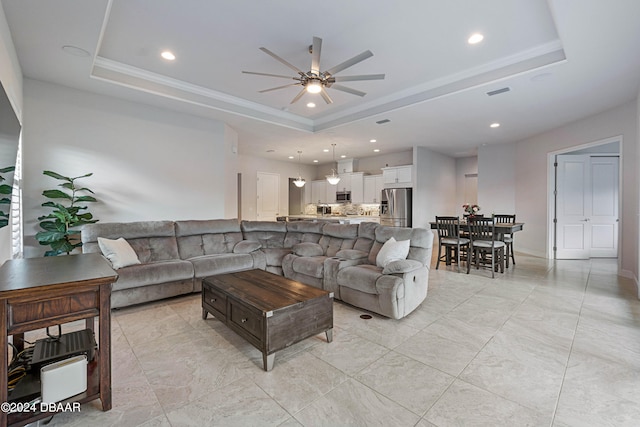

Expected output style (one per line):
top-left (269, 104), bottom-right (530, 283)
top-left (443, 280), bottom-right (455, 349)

top-left (242, 36), bottom-right (385, 104)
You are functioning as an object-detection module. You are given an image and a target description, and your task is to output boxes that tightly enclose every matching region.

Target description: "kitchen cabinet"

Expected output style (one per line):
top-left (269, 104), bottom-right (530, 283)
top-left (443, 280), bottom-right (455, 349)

top-left (334, 172), bottom-right (364, 203)
top-left (303, 183), bottom-right (312, 206)
top-left (311, 180), bottom-right (327, 204)
top-left (382, 165), bottom-right (413, 188)
top-left (337, 158), bottom-right (357, 174)
top-left (325, 181), bottom-right (336, 203)
top-left (364, 174), bottom-right (384, 203)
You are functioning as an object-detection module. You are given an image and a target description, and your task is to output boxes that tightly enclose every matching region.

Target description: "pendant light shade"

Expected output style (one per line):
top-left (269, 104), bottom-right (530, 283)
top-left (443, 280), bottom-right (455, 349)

top-left (293, 151), bottom-right (306, 187)
top-left (326, 143), bottom-right (341, 185)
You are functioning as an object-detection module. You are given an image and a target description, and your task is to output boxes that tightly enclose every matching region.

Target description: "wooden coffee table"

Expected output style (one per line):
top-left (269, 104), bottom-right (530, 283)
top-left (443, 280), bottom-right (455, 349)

top-left (202, 269), bottom-right (333, 371)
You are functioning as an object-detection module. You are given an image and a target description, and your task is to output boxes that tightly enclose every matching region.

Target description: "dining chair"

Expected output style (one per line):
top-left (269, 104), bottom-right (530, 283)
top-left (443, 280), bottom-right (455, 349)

top-left (435, 216), bottom-right (470, 273)
top-left (467, 216), bottom-right (505, 278)
top-left (494, 214), bottom-right (516, 267)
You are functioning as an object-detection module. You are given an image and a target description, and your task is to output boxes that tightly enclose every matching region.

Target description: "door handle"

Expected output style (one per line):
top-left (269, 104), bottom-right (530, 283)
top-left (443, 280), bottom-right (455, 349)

top-left (580, 218), bottom-right (590, 222)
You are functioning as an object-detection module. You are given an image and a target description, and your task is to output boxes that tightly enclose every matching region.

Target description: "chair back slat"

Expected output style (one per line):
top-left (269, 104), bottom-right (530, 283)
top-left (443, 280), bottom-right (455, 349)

top-left (468, 217), bottom-right (495, 243)
top-left (435, 216), bottom-right (460, 239)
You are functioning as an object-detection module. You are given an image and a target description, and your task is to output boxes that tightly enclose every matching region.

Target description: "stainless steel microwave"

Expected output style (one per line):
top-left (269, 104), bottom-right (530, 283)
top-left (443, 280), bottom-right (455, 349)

top-left (336, 191), bottom-right (351, 202)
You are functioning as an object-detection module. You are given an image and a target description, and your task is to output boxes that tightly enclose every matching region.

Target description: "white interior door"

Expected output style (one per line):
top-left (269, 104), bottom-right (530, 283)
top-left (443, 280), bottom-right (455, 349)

top-left (257, 172), bottom-right (280, 221)
top-left (589, 157), bottom-right (618, 257)
top-left (556, 155), bottom-right (618, 259)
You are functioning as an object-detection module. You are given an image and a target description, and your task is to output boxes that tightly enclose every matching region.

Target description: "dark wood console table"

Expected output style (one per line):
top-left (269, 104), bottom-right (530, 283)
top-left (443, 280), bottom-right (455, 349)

top-left (0, 253), bottom-right (117, 427)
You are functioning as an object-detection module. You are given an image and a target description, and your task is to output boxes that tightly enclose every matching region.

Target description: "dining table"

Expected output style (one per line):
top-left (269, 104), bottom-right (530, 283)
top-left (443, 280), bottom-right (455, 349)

top-left (429, 220), bottom-right (524, 235)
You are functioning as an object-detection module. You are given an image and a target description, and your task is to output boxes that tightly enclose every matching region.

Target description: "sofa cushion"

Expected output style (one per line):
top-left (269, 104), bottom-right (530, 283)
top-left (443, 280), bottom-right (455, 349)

top-left (382, 259), bottom-right (423, 275)
top-left (261, 248), bottom-right (292, 267)
top-left (233, 240), bottom-right (262, 254)
top-left (112, 260), bottom-right (194, 291)
top-left (376, 237), bottom-right (410, 267)
top-left (293, 242), bottom-right (323, 257)
top-left (241, 220), bottom-right (287, 248)
top-left (188, 253), bottom-right (255, 278)
top-left (291, 256), bottom-right (327, 279)
top-left (284, 221), bottom-right (324, 247)
top-left (335, 249), bottom-right (369, 260)
top-left (81, 220), bottom-right (179, 262)
top-left (175, 219), bottom-right (243, 259)
top-left (336, 265), bottom-right (382, 295)
top-left (98, 237), bottom-right (141, 269)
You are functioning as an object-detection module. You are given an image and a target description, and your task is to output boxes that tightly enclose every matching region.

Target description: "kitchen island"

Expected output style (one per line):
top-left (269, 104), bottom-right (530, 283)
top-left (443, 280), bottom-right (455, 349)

top-left (284, 215), bottom-right (380, 224)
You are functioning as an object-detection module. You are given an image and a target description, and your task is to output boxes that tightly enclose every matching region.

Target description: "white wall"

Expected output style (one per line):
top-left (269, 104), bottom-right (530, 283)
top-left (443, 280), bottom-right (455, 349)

top-left (237, 154), bottom-right (318, 220)
top-left (480, 101), bottom-right (638, 280)
top-left (455, 156), bottom-right (478, 216)
top-left (22, 79), bottom-right (235, 257)
top-left (478, 143), bottom-right (516, 215)
top-left (413, 146), bottom-right (456, 229)
top-left (0, 3), bottom-right (22, 265)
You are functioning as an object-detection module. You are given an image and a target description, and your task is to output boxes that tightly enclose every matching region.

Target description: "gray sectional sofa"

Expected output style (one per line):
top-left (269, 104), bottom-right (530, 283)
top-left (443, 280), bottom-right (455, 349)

top-left (81, 218), bottom-right (434, 319)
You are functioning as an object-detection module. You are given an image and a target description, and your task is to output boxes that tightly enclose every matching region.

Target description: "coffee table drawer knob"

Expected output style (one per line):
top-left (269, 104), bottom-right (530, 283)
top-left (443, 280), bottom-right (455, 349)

top-left (210, 298), bottom-right (216, 303)
top-left (241, 318), bottom-right (248, 323)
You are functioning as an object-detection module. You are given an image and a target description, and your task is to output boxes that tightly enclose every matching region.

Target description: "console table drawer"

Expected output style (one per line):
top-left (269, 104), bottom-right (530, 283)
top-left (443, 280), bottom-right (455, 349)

top-left (8, 290), bottom-right (99, 329)
top-left (228, 299), bottom-right (263, 342)
top-left (202, 285), bottom-right (226, 318)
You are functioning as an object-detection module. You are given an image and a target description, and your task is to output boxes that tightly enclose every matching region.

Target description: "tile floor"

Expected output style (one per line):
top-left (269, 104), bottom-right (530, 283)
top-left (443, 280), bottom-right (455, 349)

top-left (24, 253), bottom-right (640, 426)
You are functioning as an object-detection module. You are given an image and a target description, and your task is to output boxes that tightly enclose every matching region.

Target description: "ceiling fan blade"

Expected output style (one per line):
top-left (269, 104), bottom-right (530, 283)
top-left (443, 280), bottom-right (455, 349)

top-left (259, 47), bottom-right (306, 76)
top-left (324, 50), bottom-right (374, 76)
top-left (242, 71), bottom-right (298, 80)
top-left (259, 83), bottom-right (301, 93)
top-left (332, 74), bottom-right (385, 82)
top-left (311, 36), bottom-right (322, 75)
top-left (290, 87), bottom-right (307, 104)
top-left (320, 86), bottom-right (333, 104)
top-left (331, 84), bottom-right (366, 97)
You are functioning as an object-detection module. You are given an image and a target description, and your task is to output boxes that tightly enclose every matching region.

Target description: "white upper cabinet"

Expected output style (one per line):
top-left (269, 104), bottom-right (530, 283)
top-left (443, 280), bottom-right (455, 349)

top-left (311, 180), bottom-right (327, 204)
top-left (364, 174), bottom-right (384, 203)
top-left (382, 165), bottom-right (413, 188)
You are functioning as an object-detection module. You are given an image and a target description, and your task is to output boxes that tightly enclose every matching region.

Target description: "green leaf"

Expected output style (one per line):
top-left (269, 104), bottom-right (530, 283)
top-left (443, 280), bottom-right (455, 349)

top-left (43, 189), bottom-right (72, 200)
top-left (43, 171), bottom-right (72, 181)
top-left (72, 173), bottom-right (93, 180)
top-left (75, 195), bottom-right (97, 203)
top-left (74, 187), bottom-right (95, 194)
top-left (35, 230), bottom-right (67, 243)
top-left (0, 219), bottom-right (8, 228)
top-left (0, 197), bottom-right (10, 204)
top-left (0, 184), bottom-right (12, 194)
top-left (0, 166), bottom-right (15, 174)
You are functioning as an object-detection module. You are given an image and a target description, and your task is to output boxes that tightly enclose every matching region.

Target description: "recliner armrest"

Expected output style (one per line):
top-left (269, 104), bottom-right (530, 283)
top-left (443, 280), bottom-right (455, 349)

top-left (382, 259), bottom-right (423, 275)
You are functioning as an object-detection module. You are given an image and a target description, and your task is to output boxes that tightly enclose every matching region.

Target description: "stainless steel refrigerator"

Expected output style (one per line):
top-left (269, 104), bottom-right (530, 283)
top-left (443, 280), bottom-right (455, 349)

top-left (380, 188), bottom-right (412, 227)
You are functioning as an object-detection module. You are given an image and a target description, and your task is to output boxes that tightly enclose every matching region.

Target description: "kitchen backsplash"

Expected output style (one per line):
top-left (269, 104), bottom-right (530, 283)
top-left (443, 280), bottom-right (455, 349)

top-left (305, 203), bottom-right (381, 216)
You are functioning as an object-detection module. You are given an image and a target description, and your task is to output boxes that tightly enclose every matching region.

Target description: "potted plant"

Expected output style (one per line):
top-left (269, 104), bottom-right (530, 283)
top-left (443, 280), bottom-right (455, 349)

top-left (0, 166), bottom-right (15, 228)
top-left (35, 171), bottom-right (98, 256)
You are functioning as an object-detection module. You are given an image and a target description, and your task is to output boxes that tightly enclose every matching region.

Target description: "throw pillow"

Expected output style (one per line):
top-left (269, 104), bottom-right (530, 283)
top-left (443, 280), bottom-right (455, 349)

top-left (98, 237), bottom-right (141, 270)
top-left (233, 240), bottom-right (262, 254)
top-left (293, 242), bottom-right (323, 257)
top-left (382, 259), bottom-right (422, 274)
top-left (376, 237), bottom-right (410, 268)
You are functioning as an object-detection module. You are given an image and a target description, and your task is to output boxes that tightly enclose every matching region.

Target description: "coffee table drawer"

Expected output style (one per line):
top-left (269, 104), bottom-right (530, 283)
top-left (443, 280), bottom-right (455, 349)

top-left (203, 285), bottom-right (227, 318)
top-left (229, 298), bottom-right (263, 342)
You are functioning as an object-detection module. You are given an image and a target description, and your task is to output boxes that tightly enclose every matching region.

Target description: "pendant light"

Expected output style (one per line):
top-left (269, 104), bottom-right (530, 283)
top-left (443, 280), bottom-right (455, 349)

top-left (293, 151), bottom-right (306, 188)
top-left (326, 143), bottom-right (341, 185)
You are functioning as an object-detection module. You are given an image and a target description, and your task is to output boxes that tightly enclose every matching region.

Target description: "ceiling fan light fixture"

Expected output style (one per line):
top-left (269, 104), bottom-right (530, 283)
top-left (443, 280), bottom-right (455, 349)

top-left (306, 81), bottom-right (322, 94)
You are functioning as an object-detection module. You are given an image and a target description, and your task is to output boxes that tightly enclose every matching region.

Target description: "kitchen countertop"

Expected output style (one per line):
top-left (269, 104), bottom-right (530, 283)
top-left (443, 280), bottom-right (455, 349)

top-left (285, 215), bottom-right (380, 223)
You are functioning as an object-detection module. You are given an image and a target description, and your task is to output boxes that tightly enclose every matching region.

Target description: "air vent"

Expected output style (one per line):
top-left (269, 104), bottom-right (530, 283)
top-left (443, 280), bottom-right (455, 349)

top-left (486, 87), bottom-right (511, 96)
top-left (376, 119), bottom-right (391, 125)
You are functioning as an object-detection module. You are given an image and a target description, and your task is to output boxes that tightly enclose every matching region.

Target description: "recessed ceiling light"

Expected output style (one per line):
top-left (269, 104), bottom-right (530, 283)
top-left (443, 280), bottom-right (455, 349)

top-left (370, 139), bottom-right (377, 143)
top-left (490, 123), bottom-right (500, 128)
top-left (307, 102), bottom-right (316, 108)
top-left (323, 149), bottom-right (329, 152)
top-left (313, 160), bottom-right (319, 163)
top-left (161, 50), bottom-right (176, 61)
top-left (288, 156), bottom-right (294, 159)
top-left (373, 149), bottom-right (380, 153)
top-left (340, 155), bottom-right (346, 158)
top-left (468, 33), bottom-right (484, 44)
